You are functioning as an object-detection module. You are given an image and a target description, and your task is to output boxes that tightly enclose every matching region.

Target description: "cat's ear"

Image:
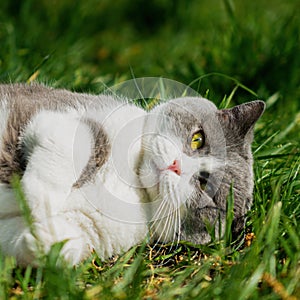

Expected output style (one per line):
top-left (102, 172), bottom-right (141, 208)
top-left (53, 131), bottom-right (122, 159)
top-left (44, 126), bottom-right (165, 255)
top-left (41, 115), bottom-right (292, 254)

top-left (218, 100), bottom-right (265, 136)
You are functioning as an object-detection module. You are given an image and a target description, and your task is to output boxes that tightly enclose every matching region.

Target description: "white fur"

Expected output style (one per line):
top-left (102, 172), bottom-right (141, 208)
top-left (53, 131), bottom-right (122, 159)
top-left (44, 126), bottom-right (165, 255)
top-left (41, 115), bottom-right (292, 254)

top-left (0, 99), bottom-right (149, 265)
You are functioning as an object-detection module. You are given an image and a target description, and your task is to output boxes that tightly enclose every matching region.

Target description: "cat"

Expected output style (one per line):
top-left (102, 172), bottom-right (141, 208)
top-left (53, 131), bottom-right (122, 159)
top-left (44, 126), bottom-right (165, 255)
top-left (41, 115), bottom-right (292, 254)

top-left (0, 83), bottom-right (265, 266)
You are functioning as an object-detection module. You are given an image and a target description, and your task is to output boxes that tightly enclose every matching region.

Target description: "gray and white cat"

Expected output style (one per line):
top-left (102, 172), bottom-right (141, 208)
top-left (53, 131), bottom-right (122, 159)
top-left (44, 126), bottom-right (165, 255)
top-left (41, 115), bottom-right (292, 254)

top-left (0, 83), bottom-right (265, 265)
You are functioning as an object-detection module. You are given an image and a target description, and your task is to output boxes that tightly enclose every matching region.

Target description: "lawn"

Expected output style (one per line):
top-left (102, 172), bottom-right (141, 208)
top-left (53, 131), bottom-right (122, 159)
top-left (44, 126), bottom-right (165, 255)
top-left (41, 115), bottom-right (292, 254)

top-left (0, 0), bottom-right (299, 299)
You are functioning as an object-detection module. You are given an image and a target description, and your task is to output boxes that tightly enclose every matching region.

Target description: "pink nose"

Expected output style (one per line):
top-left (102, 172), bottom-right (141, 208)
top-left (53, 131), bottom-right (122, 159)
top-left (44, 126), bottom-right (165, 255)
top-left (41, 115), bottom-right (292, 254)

top-left (167, 160), bottom-right (181, 176)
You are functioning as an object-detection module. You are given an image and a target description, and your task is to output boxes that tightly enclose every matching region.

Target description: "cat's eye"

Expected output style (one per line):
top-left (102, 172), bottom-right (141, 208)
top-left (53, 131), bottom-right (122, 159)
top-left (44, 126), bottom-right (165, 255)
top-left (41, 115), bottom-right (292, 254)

top-left (191, 131), bottom-right (205, 150)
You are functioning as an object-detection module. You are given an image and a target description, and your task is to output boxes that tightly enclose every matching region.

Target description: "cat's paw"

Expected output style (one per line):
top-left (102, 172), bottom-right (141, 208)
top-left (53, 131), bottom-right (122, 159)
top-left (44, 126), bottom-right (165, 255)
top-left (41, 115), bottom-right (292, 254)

top-left (11, 229), bottom-right (41, 267)
top-left (27, 219), bottom-right (92, 265)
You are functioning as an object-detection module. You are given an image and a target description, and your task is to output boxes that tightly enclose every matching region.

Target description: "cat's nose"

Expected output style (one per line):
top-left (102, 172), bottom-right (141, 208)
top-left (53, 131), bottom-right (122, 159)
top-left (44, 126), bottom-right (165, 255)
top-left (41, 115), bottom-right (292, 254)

top-left (167, 160), bottom-right (181, 176)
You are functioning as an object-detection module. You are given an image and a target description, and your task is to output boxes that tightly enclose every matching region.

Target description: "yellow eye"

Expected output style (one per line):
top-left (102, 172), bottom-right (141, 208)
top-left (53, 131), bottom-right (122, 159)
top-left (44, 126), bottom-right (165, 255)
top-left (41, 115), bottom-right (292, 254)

top-left (191, 131), bottom-right (204, 150)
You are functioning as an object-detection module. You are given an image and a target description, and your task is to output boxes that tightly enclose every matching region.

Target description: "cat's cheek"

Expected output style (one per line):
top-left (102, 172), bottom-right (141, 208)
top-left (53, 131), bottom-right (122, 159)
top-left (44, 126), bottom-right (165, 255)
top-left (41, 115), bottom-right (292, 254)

top-left (139, 158), bottom-right (159, 185)
top-left (175, 175), bottom-right (194, 205)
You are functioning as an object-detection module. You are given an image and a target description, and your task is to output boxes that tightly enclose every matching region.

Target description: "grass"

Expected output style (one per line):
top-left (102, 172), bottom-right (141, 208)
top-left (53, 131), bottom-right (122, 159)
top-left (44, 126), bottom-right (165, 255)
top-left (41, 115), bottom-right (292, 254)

top-left (0, 0), bottom-right (299, 299)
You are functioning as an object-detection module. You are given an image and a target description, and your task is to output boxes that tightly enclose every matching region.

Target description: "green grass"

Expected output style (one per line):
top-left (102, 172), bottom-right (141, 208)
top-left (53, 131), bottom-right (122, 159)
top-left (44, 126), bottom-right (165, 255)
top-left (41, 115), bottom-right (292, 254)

top-left (0, 0), bottom-right (299, 299)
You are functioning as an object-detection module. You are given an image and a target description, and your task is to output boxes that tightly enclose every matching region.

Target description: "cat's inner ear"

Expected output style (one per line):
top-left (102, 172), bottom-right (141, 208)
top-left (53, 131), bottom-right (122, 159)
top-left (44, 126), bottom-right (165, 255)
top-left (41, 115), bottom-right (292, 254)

top-left (218, 100), bottom-right (265, 136)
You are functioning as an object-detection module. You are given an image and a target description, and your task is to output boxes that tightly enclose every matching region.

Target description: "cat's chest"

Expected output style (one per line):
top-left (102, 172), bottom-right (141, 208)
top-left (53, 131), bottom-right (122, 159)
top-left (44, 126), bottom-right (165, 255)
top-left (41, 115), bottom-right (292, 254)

top-left (78, 103), bottom-right (147, 208)
top-left (73, 145), bottom-right (146, 224)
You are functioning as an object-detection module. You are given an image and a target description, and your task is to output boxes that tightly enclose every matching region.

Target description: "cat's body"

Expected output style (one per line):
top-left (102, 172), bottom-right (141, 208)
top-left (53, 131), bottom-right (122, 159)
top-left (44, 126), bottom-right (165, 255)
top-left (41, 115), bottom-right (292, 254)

top-left (0, 83), bottom-right (265, 265)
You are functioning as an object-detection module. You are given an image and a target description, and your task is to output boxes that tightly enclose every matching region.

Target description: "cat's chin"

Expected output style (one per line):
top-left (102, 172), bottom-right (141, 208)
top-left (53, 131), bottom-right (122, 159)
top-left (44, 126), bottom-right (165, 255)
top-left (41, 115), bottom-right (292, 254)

top-left (146, 169), bottom-right (200, 243)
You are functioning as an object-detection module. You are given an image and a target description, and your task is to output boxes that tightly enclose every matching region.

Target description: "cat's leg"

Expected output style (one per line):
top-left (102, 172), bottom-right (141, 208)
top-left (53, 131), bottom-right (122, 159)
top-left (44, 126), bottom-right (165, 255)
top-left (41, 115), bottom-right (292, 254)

top-left (22, 212), bottom-right (95, 265)
top-left (0, 207), bottom-right (93, 266)
top-left (0, 183), bottom-right (37, 265)
top-left (17, 110), bottom-right (95, 264)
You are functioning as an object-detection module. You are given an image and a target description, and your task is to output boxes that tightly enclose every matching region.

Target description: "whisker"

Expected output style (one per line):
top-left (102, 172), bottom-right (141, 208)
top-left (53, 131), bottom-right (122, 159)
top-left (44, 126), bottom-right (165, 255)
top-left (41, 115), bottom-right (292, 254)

top-left (152, 195), bottom-right (173, 243)
top-left (174, 189), bottom-right (182, 243)
top-left (169, 181), bottom-right (178, 236)
top-left (153, 178), bottom-right (181, 256)
top-left (150, 180), bottom-right (177, 254)
top-left (151, 211), bottom-right (171, 253)
top-left (169, 187), bottom-right (181, 252)
top-left (150, 198), bottom-right (169, 241)
top-left (150, 193), bottom-right (169, 224)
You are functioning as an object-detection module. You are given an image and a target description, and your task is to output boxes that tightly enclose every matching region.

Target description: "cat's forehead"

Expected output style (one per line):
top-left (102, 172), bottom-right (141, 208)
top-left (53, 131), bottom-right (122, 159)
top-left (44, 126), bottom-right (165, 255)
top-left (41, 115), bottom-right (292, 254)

top-left (169, 97), bottom-right (217, 112)
top-left (154, 97), bottom-right (216, 118)
top-left (149, 97), bottom-right (218, 130)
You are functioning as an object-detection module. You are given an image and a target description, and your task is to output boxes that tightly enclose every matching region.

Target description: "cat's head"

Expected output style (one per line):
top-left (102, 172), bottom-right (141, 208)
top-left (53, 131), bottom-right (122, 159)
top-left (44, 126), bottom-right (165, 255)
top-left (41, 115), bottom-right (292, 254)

top-left (139, 97), bottom-right (265, 244)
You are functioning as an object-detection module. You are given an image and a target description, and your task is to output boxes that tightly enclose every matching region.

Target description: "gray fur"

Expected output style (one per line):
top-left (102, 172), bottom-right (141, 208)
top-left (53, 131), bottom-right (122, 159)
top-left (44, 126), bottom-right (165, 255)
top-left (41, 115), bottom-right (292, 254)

top-left (0, 83), bottom-right (109, 185)
top-left (143, 97), bottom-right (265, 243)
